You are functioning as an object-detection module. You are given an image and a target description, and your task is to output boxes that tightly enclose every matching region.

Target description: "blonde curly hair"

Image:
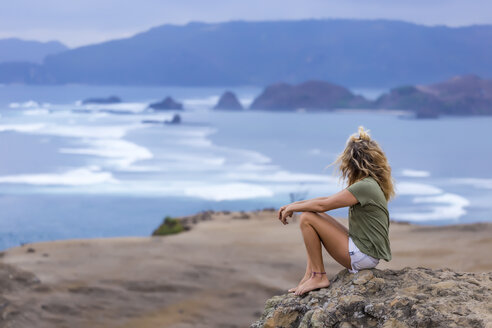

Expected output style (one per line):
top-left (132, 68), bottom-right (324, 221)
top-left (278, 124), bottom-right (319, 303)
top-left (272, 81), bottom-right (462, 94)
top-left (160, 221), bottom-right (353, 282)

top-left (327, 126), bottom-right (396, 202)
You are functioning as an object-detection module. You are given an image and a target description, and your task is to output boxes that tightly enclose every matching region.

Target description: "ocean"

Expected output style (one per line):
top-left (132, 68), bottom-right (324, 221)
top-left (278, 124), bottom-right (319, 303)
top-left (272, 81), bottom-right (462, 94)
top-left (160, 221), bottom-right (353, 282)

top-left (0, 84), bottom-right (491, 250)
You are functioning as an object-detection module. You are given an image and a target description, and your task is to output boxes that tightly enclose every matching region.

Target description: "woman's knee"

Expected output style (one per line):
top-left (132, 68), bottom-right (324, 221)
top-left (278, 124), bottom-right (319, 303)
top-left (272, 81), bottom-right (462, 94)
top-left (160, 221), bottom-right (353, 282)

top-left (299, 212), bottom-right (316, 226)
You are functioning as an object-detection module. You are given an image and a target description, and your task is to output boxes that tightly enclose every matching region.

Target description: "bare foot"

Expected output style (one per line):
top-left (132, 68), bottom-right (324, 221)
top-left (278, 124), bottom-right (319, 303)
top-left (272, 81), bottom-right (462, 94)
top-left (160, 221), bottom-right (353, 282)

top-left (287, 273), bottom-right (311, 293)
top-left (294, 274), bottom-right (330, 296)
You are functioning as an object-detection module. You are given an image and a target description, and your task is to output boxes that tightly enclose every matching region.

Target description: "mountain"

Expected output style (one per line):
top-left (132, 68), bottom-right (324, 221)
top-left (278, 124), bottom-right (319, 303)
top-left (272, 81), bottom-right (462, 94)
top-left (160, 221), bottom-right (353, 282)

top-left (250, 80), bottom-right (369, 110)
top-left (0, 62), bottom-right (55, 84)
top-left (2, 19), bottom-right (492, 86)
top-left (0, 38), bottom-right (68, 64)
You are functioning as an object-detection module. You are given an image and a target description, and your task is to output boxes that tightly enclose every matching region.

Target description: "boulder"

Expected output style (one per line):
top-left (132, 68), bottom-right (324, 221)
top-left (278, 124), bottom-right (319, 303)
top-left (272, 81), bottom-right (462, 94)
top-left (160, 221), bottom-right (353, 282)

top-left (149, 97), bottom-right (183, 110)
top-left (214, 91), bottom-right (244, 110)
top-left (251, 267), bottom-right (492, 328)
top-left (249, 80), bottom-right (370, 111)
top-left (82, 95), bottom-right (121, 104)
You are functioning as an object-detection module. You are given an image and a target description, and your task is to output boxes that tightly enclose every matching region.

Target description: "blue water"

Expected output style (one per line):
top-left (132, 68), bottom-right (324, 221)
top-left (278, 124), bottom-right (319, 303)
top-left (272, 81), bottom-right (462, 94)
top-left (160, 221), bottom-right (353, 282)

top-left (0, 84), bottom-right (491, 250)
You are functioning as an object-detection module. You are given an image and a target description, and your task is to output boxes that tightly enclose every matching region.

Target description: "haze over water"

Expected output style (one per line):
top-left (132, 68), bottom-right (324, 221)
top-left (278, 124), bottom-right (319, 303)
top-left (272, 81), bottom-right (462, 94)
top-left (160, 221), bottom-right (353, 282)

top-left (0, 84), bottom-right (491, 250)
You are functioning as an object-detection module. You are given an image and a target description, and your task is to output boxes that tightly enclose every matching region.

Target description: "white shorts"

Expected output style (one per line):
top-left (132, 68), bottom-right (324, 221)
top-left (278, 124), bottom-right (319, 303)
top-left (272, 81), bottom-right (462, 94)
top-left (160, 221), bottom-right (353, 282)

top-left (348, 236), bottom-right (380, 274)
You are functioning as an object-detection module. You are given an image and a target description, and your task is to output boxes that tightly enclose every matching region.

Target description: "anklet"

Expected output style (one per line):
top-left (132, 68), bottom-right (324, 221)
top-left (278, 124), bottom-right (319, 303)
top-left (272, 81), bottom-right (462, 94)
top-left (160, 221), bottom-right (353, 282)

top-left (311, 271), bottom-right (326, 277)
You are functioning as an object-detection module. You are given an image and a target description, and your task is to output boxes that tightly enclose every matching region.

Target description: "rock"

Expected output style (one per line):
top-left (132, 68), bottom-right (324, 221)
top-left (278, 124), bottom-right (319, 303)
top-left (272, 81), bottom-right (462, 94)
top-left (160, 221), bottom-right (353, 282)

top-left (353, 270), bottom-right (374, 285)
top-left (82, 95), bottom-right (121, 104)
top-left (264, 309), bottom-right (299, 328)
top-left (251, 267), bottom-right (492, 328)
top-left (148, 97), bottom-right (183, 110)
top-left (214, 91), bottom-right (244, 110)
top-left (381, 318), bottom-right (409, 328)
top-left (164, 114), bottom-right (181, 124)
top-left (339, 322), bottom-right (355, 328)
top-left (250, 80), bottom-right (370, 111)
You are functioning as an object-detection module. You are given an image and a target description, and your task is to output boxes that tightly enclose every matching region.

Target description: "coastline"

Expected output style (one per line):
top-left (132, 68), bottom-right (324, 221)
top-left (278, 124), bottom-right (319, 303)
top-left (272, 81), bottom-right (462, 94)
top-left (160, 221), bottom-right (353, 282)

top-left (1, 209), bottom-right (491, 327)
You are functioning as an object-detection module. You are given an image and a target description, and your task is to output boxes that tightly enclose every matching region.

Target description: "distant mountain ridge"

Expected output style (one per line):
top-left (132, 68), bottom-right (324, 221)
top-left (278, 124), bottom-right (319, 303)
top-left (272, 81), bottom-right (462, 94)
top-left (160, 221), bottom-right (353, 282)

top-left (1, 19), bottom-right (492, 86)
top-left (0, 38), bottom-right (68, 64)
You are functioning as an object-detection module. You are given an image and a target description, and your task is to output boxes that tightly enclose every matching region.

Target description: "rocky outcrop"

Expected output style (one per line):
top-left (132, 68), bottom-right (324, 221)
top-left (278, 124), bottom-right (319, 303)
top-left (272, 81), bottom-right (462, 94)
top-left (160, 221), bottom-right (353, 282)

top-left (164, 113), bottom-right (181, 124)
top-left (250, 80), bottom-right (370, 111)
top-left (376, 75), bottom-right (492, 117)
top-left (148, 96), bottom-right (184, 110)
top-left (251, 267), bottom-right (492, 328)
top-left (82, 95), bottom-right (121, 104)
top-left (214, 91), bottom-right (244, 110)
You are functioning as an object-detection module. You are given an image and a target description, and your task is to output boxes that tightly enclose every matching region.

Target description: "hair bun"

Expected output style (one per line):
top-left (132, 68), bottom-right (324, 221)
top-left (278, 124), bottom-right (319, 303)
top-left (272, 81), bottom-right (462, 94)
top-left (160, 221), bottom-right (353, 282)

top-left (357, 126), bottom-right (371, 141)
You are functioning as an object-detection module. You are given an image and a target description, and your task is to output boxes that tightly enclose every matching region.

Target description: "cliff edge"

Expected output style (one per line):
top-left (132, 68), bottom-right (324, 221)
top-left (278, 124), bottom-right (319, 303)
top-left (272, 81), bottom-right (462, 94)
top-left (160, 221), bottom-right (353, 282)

top-left (251, 267), bottom-right (492, 328)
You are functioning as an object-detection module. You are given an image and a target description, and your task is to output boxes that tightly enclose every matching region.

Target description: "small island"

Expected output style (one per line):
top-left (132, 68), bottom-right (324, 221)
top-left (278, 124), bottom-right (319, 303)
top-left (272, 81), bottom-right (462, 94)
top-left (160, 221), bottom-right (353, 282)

top-left (148, 96), bottom-right (184, 110)
top-left (248, 75), bottom-right (492, 118)
top-left (249, 80), bottom-right (369, 111)
top-left (213, 91), bottom-right (244, 110)
top-left (165, 114), bottom-right (181, 124)
top-left (375, 75), bottom-right (492, 117)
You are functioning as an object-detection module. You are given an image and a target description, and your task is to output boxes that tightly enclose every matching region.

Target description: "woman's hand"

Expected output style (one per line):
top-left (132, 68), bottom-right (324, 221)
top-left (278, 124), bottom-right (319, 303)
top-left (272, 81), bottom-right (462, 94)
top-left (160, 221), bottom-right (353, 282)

top-left (278, 205), bottom-right (294, 225)
top-left (277, 204), bottom-right (288, 223)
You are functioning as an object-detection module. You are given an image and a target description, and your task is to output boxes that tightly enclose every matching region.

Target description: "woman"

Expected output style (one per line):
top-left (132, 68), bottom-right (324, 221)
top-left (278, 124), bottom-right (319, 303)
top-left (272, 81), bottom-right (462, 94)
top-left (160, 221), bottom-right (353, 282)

top-left (278, 126), bottom-right (395, 296)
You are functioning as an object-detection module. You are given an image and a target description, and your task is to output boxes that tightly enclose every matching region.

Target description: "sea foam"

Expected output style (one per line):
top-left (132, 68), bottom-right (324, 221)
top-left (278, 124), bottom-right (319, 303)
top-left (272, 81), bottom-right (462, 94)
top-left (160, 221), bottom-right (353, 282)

top-left (80, 102), bottom-right (149, 113)
top-left (60, 138), bottom-right (154, 170)
top-left (8, 101), bottom-right (40, 109)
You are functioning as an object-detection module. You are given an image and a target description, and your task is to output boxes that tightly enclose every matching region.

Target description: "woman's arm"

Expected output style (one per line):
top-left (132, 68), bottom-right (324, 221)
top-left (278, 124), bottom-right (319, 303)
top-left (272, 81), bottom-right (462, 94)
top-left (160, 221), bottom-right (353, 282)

top-left (279, 189), bottom-right (358, 224)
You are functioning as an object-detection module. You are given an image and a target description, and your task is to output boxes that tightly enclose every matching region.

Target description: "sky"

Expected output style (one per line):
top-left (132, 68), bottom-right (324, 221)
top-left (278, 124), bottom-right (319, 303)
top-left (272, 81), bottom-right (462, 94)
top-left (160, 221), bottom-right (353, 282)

top-left (1, 0), bottom-right (491, 48)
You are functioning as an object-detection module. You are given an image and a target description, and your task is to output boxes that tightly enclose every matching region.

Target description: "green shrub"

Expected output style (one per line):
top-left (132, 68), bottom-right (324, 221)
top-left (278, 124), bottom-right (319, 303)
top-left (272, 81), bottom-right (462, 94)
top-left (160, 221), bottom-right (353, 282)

top-left (152, 216), bottom-right (185, 236)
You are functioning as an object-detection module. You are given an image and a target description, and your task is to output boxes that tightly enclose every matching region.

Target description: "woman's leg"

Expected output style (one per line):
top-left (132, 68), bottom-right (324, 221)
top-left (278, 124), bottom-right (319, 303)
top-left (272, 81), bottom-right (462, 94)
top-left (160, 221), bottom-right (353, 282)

top-left (288, 256), bottom-right (312, 292)
top-left (317, 212), bottom-right (349, 235)
top-left (294, 211), bottom-right (352, 295)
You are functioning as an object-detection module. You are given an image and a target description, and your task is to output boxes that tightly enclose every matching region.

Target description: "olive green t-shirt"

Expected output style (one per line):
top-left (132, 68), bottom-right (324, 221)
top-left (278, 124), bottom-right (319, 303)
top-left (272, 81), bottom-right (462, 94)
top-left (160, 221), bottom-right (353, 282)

top-left (346, 176), bottom-right (392, 261)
